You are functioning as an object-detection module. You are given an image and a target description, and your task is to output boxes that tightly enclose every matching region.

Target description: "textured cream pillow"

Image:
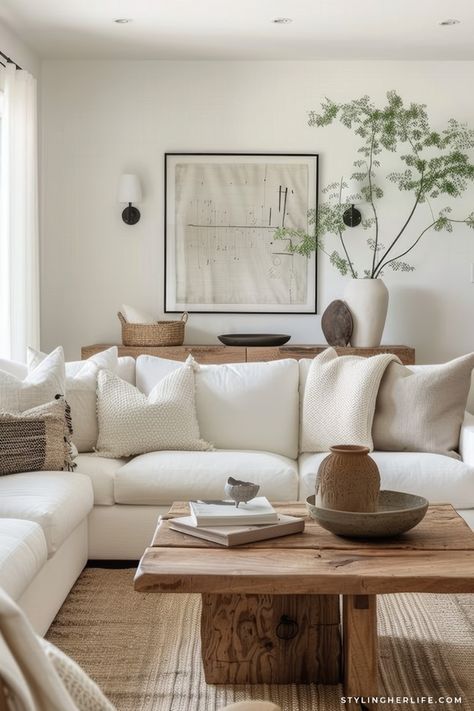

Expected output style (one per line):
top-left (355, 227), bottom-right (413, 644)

top-left (0, 346), bottom-right (65, 412)
top-left (96, 359), bottom-right (212, 457)
top-left (40, 637), bottom-right (116, 711)
top-left (372, 353), bottom-right (474, 458)
top-left (28, 346), bottom-right (118, 453)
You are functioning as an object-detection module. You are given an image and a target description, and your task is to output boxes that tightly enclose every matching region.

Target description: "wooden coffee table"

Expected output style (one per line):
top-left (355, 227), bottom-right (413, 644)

top-left (134, 502), bottom-right (474, 704)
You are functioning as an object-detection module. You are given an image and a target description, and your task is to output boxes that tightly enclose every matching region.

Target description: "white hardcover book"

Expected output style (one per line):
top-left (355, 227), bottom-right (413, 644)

top-left (169, 514), bottom-right (304, 547)
top-left (189, 497), bottom-right (278, 526)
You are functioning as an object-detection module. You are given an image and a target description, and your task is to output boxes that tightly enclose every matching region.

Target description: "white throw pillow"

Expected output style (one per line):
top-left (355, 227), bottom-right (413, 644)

top-left (0, 346), bottom-right (65, 412)
top-left (121, 303), bottom-right (156, 324)
top-left (135, 355), bottom-right (300, 459)
top-left (96, 359), bottom-right (212, 457)
top-left (28, 347), bottom-right (118, 453)
top-left (40, 637), bottom-right (116, 711)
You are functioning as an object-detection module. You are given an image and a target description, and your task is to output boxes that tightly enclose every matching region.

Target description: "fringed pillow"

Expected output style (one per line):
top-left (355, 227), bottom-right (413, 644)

top-left (0, 396), bottom-right (76, 475)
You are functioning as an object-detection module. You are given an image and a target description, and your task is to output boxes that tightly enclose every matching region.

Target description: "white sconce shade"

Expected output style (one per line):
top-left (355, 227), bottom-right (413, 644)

top-left (118, 174), bottom-right (142, 204)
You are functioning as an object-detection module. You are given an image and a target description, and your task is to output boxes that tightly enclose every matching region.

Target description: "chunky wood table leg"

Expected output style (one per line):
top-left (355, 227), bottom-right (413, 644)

top-left (343, 595), bottom-right (378, 710)
top-left (201, 593), bottom-right (341, 684)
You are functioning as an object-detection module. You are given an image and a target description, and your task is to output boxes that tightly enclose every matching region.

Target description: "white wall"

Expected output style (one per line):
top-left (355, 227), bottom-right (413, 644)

top-left (40, 60), bottom-right (474, 362)
top-left (0, 20), bottom-right (39, 76)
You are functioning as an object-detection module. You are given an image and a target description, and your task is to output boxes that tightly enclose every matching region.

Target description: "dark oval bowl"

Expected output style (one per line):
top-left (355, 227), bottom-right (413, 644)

top-left (306, 490), bottom-right (429, 538)
top-left (218, 334), bottom-right (291, 347)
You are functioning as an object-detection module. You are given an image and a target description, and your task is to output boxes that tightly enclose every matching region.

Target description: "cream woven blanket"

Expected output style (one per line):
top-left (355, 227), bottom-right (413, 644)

top-left (300, 347), bottom-right (400, 452)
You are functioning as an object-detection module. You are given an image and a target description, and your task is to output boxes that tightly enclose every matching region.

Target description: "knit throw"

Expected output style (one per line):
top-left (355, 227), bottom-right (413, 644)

top-left (300, 347), bottom-right (400, 453)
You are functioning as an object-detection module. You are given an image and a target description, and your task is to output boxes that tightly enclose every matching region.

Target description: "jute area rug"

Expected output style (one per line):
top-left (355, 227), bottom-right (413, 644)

top-left (46, 567), bottom-right (474, 711)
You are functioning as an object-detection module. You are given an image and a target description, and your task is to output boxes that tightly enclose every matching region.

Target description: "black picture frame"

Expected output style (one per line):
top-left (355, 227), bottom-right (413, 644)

top-left (164, 152), bottom-right (319, 314)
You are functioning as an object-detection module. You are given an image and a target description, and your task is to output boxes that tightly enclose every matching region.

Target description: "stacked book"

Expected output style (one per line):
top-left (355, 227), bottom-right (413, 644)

top-left (169, 497), bottom-right (304, 547)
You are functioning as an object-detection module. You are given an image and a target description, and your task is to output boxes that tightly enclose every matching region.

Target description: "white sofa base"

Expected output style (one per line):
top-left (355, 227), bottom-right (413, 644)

top-left (458, 509), bottom-right (474, 529)
top-left (88, 505), bottom-right (168, 559)
top-left (18, 519), bottom-right (88, 635)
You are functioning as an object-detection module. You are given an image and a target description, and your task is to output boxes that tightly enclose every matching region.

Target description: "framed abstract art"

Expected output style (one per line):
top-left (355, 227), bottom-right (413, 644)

top-left (164, 153), bottom-right (318, 314)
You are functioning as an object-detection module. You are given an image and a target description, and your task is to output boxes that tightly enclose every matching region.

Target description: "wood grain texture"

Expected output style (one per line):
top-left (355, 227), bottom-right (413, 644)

top-left (135, 501), bottom-right (474, 693)
top-left (201, 593), bottom-right (341, 684)
top-left (245, 345), bottom-right (415, 365)
top-left (81, 344), bottom-right (246, 363)
top-left (134, 547), bottom-right (474, 595)
top-left (81, 343), bottom-right (415, 365)
top-left (160, 503), bottom-right (474, 552)
top-left (343, 595), bottom-right (378, 706)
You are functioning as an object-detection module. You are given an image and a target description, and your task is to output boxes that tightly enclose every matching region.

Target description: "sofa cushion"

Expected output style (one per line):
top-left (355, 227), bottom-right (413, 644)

top-left (66, 356), bottom-right (136, 386)
top-left (0, 472), bottom-right (93, 555)
top-left (74, 453), bottom-right (128, 505)
top-left (0, 519), bottom-right (47, 599)
top-left (299, 451), bottom-right (474, 508)
top-left (136, 356), bottom-right (300, 459)
top-left (115, 450), bottom-right (299, 505)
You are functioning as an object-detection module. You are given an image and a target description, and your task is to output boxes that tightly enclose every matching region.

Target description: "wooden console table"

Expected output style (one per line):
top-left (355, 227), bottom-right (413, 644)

top-left (81, 344), bottom-right (415, 365)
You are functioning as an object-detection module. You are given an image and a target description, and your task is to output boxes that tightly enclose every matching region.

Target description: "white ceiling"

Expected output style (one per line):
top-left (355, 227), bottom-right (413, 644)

top-left (1, 0), bottom-right (474, 61)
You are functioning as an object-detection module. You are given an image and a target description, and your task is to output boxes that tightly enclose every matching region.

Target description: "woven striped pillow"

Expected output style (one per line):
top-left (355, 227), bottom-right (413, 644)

top-left (0, 397), bottom-right (75, 475)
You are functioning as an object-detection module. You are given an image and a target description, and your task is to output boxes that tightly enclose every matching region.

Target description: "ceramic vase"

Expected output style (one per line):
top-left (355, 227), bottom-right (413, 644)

top-left (343, 278), bottom-right (389, 347)
top-left (317, 445), bottom-right (380, 513)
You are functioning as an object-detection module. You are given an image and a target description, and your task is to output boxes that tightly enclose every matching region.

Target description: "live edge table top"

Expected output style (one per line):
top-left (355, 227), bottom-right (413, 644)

top-left (134, 503), bottom-right (474, 596)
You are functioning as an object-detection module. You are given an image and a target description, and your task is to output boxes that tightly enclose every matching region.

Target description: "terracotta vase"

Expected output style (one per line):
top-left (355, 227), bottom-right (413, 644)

top-left (343, 278), bottom-right (389, 347)
top-left (317, 445), bottom-right (380, 513)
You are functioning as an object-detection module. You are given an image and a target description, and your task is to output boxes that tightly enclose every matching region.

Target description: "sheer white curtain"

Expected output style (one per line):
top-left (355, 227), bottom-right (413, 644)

top-left (0, 62), bottom-right (40, 361)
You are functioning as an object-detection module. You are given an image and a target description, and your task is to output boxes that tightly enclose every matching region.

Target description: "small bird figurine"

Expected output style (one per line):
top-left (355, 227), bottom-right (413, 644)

top-left (224, 477), bottom-right (260, 508)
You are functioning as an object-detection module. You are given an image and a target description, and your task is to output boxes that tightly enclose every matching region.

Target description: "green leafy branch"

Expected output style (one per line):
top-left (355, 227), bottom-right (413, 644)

top-left (275, 91), bottom-right (474, 277)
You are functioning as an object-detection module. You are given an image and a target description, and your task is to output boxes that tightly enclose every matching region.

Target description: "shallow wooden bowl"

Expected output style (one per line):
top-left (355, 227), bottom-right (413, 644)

top-left (306, 490), bottom-right (429, 538)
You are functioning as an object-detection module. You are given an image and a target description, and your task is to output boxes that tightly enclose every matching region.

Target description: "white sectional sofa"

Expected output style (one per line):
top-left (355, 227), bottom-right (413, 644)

top-left (1, 352), bottom-right (474, 635)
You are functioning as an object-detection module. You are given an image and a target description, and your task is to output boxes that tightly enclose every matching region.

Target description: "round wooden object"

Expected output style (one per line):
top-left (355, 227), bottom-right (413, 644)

top-left (317, 445), bottom-right (380, 513)
top-left (321, 300), bottom-right (353, 347)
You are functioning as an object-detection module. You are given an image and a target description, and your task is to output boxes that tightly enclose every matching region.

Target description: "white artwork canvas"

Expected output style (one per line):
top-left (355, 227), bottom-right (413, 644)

top-left (165, 154), bottom-right (318, 313)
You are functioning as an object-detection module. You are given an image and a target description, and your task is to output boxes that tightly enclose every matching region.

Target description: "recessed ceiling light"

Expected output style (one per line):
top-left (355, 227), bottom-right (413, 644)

top-left (439, 19), bottom-right (460, 26)
top-left (114, 18), bottom-right (133, 24)
top-left (272, 17), bottom-right (293, 24)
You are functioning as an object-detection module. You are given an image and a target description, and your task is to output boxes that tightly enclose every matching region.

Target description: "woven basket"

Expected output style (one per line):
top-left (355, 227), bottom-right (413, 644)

top-left (118, 312), bottom-right (188, 347)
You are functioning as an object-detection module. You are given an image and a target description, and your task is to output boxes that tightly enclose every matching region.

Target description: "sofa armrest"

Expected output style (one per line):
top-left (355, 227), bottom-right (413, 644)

top-left (459, 411), bottom-right (474, 467)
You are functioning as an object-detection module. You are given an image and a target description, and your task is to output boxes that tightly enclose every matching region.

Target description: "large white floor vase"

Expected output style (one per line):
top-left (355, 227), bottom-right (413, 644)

top-left (343, 278), bottom-right (389, 347)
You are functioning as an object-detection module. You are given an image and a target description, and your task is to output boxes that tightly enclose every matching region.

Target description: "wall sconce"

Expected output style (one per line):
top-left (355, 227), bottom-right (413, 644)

top-left (118, 173), bottom-right (142, 225)
top-left (343, 204), bottom-right (362, 227)
top-left (342, 179), bottom-right (362, 227)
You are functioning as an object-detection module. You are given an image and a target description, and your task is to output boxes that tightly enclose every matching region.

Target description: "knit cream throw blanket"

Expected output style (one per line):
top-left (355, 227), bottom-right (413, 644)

top-left (301, 347), bottom-right (401, 452)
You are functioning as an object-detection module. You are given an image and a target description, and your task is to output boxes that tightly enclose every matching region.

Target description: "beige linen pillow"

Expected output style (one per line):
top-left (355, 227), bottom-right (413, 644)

top-left (96, 359), bottom-right (212, 457)
top-left (28, 346), bottom-right (118, 452)
top-left (372, 353), bottom-right (474, 458)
